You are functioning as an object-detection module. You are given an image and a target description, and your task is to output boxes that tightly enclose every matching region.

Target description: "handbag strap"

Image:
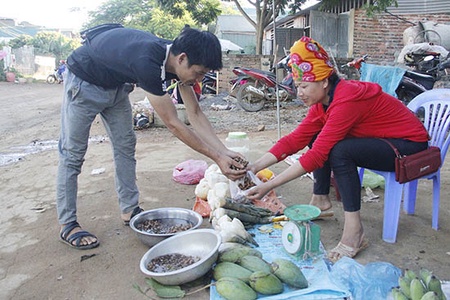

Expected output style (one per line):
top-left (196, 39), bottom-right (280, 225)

top-left (379, 138), bottom-right (402, 158)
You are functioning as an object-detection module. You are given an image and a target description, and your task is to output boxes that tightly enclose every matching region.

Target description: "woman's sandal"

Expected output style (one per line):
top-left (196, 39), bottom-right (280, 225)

top-left (123, 206), bottom-right (144, 226)
top-left (60, 221), bottom-right (99, 250)
top-left (328, 237), bottom-right (369, 263)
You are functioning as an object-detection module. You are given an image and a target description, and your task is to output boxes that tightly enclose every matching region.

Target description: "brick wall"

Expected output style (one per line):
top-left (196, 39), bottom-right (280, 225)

top-left (353, 10), bottom-right (450, 65)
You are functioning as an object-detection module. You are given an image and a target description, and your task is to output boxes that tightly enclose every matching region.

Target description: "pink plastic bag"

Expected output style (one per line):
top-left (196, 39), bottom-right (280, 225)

top-left (172, 159), bottom-right (208, 185)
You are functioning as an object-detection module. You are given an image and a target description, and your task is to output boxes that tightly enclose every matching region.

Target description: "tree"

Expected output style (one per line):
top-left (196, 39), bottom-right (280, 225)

top-left (223, 0), bottom-right (309, 54)
top-left (158, 0), bottom-right (398, 54)
top-left (9, 32), bottom-right (79, 64)
top-left (31, 32), bottom-right (79, 62)
top-left (155, 0), bottom-right (222, 26)
top-left (8, 35), bottom-right (33, 49)
top-left (83, 0), bottom-right (206, 39)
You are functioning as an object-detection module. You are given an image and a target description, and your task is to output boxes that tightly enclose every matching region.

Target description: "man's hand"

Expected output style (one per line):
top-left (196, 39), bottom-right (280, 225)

top-left (215, 154), bottom-right (247, 181)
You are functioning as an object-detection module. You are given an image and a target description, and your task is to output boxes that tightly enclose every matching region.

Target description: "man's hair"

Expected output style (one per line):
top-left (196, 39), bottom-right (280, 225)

top-left (171, 27), bottom-right (223, 71)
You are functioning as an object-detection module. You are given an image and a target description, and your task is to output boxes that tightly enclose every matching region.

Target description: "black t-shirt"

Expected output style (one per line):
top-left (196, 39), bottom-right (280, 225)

top-left (67, 27), bottom-right (177, 95)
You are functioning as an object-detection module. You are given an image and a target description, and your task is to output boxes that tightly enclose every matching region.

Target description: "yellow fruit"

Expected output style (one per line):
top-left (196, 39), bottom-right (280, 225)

top-left (256, 169), bottom-right (274, 181)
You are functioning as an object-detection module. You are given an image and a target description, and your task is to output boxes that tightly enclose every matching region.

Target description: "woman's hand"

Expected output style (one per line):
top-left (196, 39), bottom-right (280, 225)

top-left (245, 181), bottom-right (273, 200)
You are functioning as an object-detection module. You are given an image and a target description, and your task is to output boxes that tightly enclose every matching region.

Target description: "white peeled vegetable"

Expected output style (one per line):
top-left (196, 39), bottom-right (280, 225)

top-left (214, 182), bottom-right (230, 200)
top-left (205, 172), bottom-right (228, 189)
top-left (217, 214), bottom-right (232, 229)
top-left (194, 178), bottom-right (210, 200)
top-left (207, 189), bottom-right (220, 211)
top-left (230, 218), bottom-right (258, 246)
top-left (218, 226), bottom-right (247, 244)
top-left (205, 164), bottom-right (220, 176)
top-left (213, 207), bottom-right (227, 220)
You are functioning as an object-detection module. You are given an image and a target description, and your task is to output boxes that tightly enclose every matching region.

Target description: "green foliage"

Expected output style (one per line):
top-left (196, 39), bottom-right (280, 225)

top-left (156, 0), bottom-right (221, 25)
top-left (0, 60), bottom-right (6, 81)
top-left (8, 35), bottom-right (33, 49)
top-left (363, 0), bottom-right (398, 17)
top-left (219, 0), bottom-right (308, 54)
top-left (31, 31), bottom-right (79, 62)
top-left (84, 0), bottom-right (155, 29)
top-left (83, 0), bottom-right (200, 39)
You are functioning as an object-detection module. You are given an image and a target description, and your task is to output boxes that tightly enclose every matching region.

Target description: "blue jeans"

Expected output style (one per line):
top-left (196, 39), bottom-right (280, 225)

top-left (56, 69), bottom-right (139, 225)
top-left (313, 138), bottom-right (428, 212)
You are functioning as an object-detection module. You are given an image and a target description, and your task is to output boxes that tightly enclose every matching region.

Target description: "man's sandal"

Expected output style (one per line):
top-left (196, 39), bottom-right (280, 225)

top-left (328, 238), bottom-right (369, 263)
top-left (123, 206), bottom-right (144, 226)
top-left (60, 221), bottom-right (99, 250)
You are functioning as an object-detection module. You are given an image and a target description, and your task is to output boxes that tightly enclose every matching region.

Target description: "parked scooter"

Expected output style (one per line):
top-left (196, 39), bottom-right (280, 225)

top-left (342, 54), bottom-right (450, 105)
top-left (231, 56), bottom-right (296, 112)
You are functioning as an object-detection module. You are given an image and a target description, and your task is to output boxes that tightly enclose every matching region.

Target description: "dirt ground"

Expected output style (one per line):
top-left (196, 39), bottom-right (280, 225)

top-left (0, 82), bottom-right (449, 300)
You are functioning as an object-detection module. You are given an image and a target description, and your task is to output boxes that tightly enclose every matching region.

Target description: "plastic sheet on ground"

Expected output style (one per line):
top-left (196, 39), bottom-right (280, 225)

top-left (330, 256), bottom-right (401, 300)
top-left (209, 224), bottom-right (351, 300)
top-left (361, 169), bottom-right (385, 189)
top-left (360, 63), bottom-right (406, 97)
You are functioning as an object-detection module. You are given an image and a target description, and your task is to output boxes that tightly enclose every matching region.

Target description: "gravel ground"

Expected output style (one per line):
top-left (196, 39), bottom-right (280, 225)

top-left (197, 92), bottom-right (308, 134)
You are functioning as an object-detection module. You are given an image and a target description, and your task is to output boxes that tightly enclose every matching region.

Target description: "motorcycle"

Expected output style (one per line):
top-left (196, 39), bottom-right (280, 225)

top-left (230, 56), bottom-right (297, 112)
top-left (201, 71), bottom-right (218, 95)
top-left (342, 53), bottom-right (450, 105)
top-left (46, 69), bottom-right (63, 84)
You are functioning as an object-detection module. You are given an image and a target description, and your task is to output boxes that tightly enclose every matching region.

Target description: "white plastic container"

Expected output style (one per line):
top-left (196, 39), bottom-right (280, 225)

top-left (225, 132), bottom-right (250, 158)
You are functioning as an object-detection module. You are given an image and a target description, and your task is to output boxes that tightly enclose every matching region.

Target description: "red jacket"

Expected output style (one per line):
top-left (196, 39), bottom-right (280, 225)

top-left (269, 80), bottom-right (429, 172)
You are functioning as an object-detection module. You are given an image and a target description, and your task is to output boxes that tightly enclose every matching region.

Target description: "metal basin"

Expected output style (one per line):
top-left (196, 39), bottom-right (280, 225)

top-left (140, 229), bottom-right (221, 285)
top-left (130, 207), bottom-right (203, 247)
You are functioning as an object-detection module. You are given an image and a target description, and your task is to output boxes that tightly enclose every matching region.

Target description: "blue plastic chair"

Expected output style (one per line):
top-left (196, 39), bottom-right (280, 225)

top-left (358, 88), bottom-right (450, 243)
top-left (403, 89), bottom-right (450, 229)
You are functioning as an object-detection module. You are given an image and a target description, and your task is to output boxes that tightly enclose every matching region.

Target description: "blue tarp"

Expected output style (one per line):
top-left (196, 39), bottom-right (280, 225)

top-left (210, 224), bottom-right (351, 300)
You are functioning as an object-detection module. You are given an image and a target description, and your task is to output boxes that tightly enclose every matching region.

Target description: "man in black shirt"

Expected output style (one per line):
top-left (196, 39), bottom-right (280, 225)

top-left (57, 26), bottom-right (246, 250)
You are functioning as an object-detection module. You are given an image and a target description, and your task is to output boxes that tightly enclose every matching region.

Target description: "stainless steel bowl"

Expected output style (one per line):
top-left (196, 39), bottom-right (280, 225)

top-left (130, 207), bottom-right (203, 247)
top-left (140, 228), bottom-right (221, 285)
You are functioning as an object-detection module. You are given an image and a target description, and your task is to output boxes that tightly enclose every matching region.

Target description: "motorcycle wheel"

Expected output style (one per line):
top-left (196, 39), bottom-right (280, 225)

top-left (201, 81), bottom-right (216, 94)
top-left (236, 82), bottom-right (266, 112)
top-left (395, 83), bottom-right (426, 106)
top-left (46, 75), bottom-right (56, 84)
top-left (396, 84), bottom-right (427, 121)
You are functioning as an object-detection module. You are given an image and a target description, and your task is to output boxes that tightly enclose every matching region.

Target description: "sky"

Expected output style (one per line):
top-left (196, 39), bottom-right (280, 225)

top-left (2, 0), bottom-right (320, 30)
top-left (1, 0), bottom-right (105, 29)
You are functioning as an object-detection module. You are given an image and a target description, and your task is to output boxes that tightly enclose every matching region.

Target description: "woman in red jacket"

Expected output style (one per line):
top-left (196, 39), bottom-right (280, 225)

top-left (246, 36), bottom-right (429, 262)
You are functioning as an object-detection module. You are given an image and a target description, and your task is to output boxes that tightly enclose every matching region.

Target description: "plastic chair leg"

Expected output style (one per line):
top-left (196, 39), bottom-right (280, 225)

top-left (432, 174), bottom-right (440, 230)
top-left (403, 180), bottom-right (419, 214)
top-left (358, 167), bottom-right (364, 184)
top-left (381, 172), bottom-right (404, 243)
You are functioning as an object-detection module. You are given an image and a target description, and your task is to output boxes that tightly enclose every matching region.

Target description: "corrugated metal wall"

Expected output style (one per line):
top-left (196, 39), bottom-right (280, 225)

top-left (324, 0), bottom-right (450, 15)
top-left (388, 0), bottom-right (450, 15)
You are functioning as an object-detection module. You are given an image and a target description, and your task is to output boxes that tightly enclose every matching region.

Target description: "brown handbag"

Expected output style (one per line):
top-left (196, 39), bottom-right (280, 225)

top-left (380, 139), bottom-right (441, 183)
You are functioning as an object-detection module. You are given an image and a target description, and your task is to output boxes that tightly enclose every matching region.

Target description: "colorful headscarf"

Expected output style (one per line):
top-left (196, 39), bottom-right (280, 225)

top-left (289, 36), bottom-right (335, 82)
